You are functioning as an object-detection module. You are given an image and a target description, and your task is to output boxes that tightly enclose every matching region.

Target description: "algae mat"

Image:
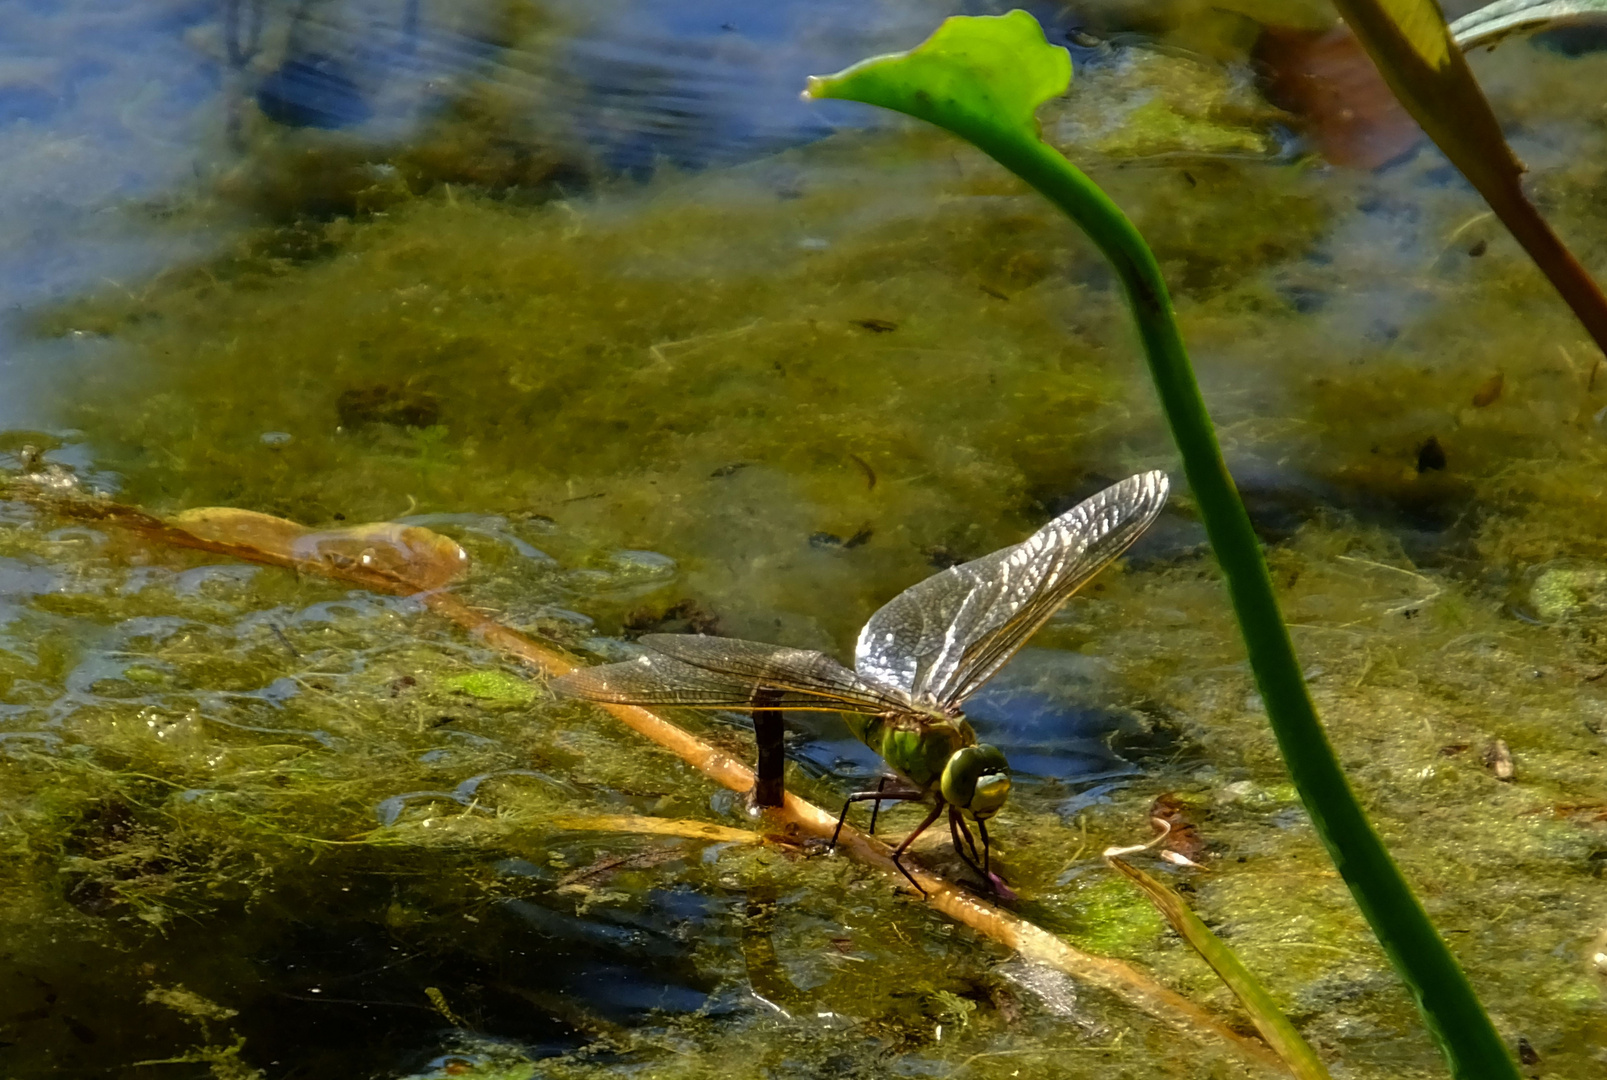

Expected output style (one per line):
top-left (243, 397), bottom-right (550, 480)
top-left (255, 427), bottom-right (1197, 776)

top-left (3, 9), bottom-right (1607, 1079)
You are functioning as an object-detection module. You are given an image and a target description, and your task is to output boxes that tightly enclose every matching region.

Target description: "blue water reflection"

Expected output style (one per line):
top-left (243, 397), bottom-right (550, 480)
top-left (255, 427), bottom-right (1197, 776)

top-left (2, 0), bottom-right (1047, 434)
top-left (789, 647), bottom-right (1140, 790)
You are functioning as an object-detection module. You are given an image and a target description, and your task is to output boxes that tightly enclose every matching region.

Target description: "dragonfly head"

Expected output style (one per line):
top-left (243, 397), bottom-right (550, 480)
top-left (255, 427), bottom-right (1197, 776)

top-left (940, 743), bottom-right (1011, 820)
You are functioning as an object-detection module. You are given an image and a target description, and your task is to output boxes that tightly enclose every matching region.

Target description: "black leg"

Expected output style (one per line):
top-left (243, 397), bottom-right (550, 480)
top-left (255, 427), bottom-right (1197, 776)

top-left (977, 817), bottom-right (992, 881)
top-left (831, 787), bottom-right (921, 849)
top-left (890, 800), bottom-right (946, 895)
top-left (948, 808), bottom-right (986, 881)
top-left (867, 775), bottom-right (889, 835)
top-left (952, 810), bottom-right (982, 865)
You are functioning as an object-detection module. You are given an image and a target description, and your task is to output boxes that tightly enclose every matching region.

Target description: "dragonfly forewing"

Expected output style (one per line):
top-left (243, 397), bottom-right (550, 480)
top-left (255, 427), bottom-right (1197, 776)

top-left (855, 470), bottom-right (1169, 707)
top-left (638, 634), bottom-right (909, 713)
top-left (554, 639), bottom-right (904, 713)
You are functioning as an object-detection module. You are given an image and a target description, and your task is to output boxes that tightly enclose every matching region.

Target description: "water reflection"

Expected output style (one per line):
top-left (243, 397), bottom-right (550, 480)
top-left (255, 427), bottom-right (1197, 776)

top-left (789, 647), bottom-right (1142, 790)
top-left (6, 4), bottom-right (1607, 1077)
top-left (0, 0), bottom-right (997, 428)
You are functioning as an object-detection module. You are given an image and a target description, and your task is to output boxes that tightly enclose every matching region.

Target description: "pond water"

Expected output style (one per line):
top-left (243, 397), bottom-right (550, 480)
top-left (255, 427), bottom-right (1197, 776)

top-left (3, 0), bottom-right (1607, 1077)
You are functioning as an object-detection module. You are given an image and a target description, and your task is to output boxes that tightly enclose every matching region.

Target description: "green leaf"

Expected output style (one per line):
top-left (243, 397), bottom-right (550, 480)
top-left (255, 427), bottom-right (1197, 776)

top-left (803, 10), bottom-right (1070, 151)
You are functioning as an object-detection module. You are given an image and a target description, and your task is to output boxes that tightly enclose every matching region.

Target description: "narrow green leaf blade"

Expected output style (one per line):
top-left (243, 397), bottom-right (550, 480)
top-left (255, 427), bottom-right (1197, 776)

top-left (803, 10), bottom-right (1070, 151)
top-left (1377, 0), bottom-right (1454, 66)
top-left (1109, 858), bottom-right (1334, 1080)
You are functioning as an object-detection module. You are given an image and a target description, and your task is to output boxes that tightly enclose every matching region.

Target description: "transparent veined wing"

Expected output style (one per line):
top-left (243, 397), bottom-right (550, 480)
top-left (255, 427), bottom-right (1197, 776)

top-left (553, 636), bottom-right (904, 713)
top-left (638, 634), bottom-right (909, 712)
top-left (855, 471), bottom-right (1169, 708)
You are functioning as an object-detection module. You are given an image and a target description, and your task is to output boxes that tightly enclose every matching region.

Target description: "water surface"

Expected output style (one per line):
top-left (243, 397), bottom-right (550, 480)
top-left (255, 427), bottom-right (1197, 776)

top-left (3, 1), bottom-right (1607, 1077)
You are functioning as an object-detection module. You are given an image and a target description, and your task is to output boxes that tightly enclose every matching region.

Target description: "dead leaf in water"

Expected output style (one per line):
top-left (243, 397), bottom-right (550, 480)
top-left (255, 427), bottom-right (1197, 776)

top-left (167, 506), bottom-right (309, 556)
top-left (1471, 372), bottom-right (1505, 407)
top-left (1255, 25), bottom-right (1421, 169)
top-left (167, 508), bottom-right (468, 594)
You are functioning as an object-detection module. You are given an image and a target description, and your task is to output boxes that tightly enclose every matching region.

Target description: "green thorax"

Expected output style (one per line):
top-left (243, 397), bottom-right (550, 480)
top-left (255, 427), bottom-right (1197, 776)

top-left (843, 709), bottom-right (976, 790)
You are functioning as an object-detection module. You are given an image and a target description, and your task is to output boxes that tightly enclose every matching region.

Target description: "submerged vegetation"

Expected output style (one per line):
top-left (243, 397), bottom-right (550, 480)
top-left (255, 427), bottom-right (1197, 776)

top-left (3, 1), bottom-right (1607, 1076)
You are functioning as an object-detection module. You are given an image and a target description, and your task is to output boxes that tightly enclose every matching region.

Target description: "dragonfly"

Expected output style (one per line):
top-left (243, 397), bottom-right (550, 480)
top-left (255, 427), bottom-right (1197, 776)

top-left (552, 471), bottom-right (1170, 893)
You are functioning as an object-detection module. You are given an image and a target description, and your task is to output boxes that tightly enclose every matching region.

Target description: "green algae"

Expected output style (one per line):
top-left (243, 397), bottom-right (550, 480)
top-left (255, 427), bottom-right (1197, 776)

top-left (6, 481), bottom-right (1607, 1075)
top-left (5, 17), bottom-right (1607, 1080)
top-left (442, 669), bottom-right (540, 705)
top-left (1046, 46), bottom-right (1284, 160)
top-left (1527, 564), bottom-right (1607, 621)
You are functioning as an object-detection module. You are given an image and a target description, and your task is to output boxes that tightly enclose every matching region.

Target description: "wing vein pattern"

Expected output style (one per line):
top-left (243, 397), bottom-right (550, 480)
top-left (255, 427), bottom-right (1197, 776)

top-left (553, 635), bottom-right (908, 713)
top-left (854, 471), bottom-right (1170, 708)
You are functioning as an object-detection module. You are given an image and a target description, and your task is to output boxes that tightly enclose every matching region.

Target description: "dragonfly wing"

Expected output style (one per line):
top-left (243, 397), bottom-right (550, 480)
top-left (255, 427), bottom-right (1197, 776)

top-left (638, 634), bottom-right (909, 712)
top-left (552, 650), bottom-right (879, 711)
top-left (855, 471), bottom-right (1169, 706)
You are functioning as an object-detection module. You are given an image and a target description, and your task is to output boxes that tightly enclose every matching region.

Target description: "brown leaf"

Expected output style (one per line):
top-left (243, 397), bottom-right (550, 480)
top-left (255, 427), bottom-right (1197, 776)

top-left (1150, 793), bottom-right (1210, 863)
top-left (1255, 26), bottom-right (1421, 169)
top-left (167, 508), bottom-right (468, 594)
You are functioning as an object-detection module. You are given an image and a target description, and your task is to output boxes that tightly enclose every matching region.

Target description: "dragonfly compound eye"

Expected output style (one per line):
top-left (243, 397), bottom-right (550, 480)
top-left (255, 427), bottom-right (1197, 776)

top-left (940, 744), bottom-right (1011, 818)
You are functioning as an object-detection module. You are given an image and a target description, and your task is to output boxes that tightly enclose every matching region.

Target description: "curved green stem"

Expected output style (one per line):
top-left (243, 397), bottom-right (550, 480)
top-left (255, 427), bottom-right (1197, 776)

top-left (982, 126), bottom-right (1517, 1080)
top-left (806, 13), bottom-right (1519, 1078)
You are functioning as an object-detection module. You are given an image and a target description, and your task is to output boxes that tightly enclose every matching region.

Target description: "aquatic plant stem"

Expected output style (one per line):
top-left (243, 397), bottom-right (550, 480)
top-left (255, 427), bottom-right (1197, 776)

top-left (805, 14), bottom-right (1518, 1079)
top-left (979, 136), bottom-right (1522, 1078)
top-left (1461, 163), bottom-right (1607, 352)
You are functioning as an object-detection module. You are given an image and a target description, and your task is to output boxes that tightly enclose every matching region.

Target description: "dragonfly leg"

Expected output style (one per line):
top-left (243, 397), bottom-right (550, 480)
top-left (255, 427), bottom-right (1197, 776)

top-left (890, 799), bottom-right (946, 896)
top-left (948, 808), bottom-right (986, 881)
top-left (951, 810), bottom-right (982, 865)
top-left (867, 776), bottom-right (889, 835)
top-left (830, 785), bottom-right (922, 850)
top-left (977, 817), bottom-right (992, 881)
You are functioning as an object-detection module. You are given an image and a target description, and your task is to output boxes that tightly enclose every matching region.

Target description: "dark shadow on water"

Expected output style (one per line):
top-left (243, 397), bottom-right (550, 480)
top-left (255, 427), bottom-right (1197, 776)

top-left (3, 846), bottom-right (725, 1079)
